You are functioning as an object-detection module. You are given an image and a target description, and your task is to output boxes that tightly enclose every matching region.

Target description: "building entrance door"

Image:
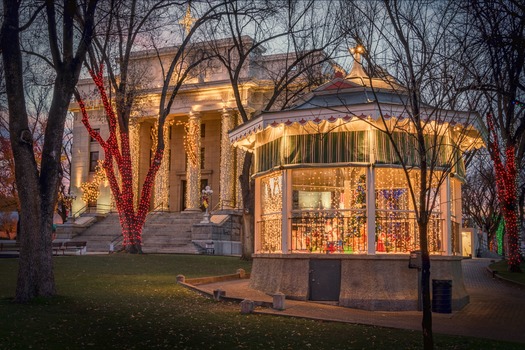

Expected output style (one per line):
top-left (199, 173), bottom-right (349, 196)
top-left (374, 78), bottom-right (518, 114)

top-left (309, 259), bottom-right (341, 301)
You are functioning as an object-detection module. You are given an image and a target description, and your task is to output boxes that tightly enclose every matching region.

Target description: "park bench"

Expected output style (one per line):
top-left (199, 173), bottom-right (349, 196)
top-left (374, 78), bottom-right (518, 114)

top-left (61, 241), bottom-right (87, 255)
top-left (52, 241), bottom-right (63, 255)
top-left (205, 242), bottom-right (215, 255)
top-left (0, 242), bottom-right (21, 252)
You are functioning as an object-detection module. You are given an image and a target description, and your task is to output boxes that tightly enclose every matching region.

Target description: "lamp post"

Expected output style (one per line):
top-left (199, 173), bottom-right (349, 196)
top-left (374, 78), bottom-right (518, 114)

top-left (201, 185), bottom-right (213, 223)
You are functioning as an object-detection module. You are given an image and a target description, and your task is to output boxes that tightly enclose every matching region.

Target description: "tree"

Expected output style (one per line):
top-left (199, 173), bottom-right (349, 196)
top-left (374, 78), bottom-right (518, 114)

top-left (207, 0), bottom-right (344, 259)
top-left (462, 150), bottom-right (502, 253)
top-left (0, 0), bottom-right (98, 302)
top-left (461, 0), bottom-right (525, 272)
top-left (340, 1), bottom-right (481, 348)
top-left (77, 0), bottom-right (225, 253)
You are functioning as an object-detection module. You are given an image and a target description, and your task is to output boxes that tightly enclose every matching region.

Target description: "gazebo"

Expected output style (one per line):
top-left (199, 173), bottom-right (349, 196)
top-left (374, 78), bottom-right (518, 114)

top-left (229, 56), bottom-right (481, 311)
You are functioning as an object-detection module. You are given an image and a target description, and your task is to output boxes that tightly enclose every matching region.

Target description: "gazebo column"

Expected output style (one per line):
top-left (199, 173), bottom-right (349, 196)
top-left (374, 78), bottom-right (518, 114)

top-left (219, 110), bottom-right (235, 209)
top-left (367, 126), bottom-right (376, 254)
top-left (441, 175), bottom-right (452, 255)
top-left (185, 112), bottom-right (201, 211)
top-left (281, 169), bottom-right (292, 253)
top-left (366, 165), bottom-right (376, 254)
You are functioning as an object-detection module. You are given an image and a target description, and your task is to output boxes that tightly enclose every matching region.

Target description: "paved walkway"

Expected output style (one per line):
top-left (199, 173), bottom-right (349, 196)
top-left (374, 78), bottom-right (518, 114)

top-left (192, 258), bottom-right (525, 344)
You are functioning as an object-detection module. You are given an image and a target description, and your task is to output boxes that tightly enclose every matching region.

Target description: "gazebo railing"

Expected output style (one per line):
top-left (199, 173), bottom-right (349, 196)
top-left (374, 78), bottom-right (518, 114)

top-left (375, 210), bottom-right (443, 254)
top-left (290, 210), bottom-right (367, 254)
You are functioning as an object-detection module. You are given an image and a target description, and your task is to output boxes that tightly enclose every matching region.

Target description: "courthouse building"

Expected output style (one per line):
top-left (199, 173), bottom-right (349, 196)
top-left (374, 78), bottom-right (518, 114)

top-left (69, 37), bottom-right (336, 218)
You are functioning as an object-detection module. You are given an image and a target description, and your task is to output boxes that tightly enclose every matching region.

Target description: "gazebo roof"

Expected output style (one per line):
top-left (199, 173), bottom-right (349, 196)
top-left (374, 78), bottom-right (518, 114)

top-left (229, 59), bottom-right (484, 151)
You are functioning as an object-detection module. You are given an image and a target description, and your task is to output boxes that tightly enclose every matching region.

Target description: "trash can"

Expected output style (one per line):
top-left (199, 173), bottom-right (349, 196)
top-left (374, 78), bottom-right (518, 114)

top-left (432, 279), bottom-right (452, 313)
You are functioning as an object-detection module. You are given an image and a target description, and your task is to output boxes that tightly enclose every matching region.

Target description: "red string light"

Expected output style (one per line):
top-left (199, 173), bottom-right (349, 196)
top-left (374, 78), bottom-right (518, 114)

top-left (487, 113), bottom-right (522, 271)
top-left (76, 65), bottom-right (164, 252)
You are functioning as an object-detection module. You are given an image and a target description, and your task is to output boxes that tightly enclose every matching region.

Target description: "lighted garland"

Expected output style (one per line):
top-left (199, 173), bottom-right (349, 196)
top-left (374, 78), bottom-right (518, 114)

top-left (129, 121), bottom-right (140, 210)
top-left (175, 120), bottom-right (199, 168)
top-left (486, 113), bottom-right (522, 271)
top-left (219, 111), bottom-right (235, 208)
top-left (151, 121), bottom-right (172, 210)
top-left (80, 161), bottom-right (106, 204)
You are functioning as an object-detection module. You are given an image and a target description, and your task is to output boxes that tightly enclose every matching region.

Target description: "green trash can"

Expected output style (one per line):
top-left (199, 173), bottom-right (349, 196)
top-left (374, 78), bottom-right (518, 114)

top-left (432, 279), bottom-right (452, 313)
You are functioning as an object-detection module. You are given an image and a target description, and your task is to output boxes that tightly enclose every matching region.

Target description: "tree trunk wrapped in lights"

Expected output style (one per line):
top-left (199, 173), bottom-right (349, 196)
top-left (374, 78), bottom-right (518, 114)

top-left (77, 66), bottom-right (164, 254)
top-left (487, 113), bottom-right (522, 272)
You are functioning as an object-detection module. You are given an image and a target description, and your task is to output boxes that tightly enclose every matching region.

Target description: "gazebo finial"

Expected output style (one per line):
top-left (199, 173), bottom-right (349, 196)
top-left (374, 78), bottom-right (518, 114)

top-left (349, 45), bottom-right (365, 63)
top-left (347, 45), bottom-right (367, 79)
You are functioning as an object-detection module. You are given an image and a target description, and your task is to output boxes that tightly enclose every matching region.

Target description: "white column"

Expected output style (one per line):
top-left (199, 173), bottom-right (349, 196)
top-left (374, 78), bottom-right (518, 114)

top-left (367, 126), bottom-right (376, 254)
top-left (185, 112), bottom-right (201, 211)
top-left (129, 121), bottom-right (140, 210)
top-left (254, 176), bottom-right (261, 253)
top-left (281, 169), bottom-right (292, 253)
top-left (152, 122), bottom-right (170, 211)
top-left (367, 166), bottom-right (376, 254)
top-left (219, 110), bottom-right (235, 209)
top-left (441, 175), bottom-right (452, 255)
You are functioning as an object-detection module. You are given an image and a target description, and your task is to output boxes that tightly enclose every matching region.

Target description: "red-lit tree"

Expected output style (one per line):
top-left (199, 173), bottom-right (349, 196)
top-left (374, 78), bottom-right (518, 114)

top-left (487, 112), bottom-right (522, 270)
top-left (77, 67), bottom-right (163, 254)
top-left (78, 1), bottom-right (226, 253)
top-left (463, 0), bottom-right (524, 272)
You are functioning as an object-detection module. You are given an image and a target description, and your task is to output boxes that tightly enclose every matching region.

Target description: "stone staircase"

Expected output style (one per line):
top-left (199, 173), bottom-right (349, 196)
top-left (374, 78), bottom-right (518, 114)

top-left (142, 211), bottom-right (203, 254)
top-left (67, 213), bottom-right (121, 253)
top-left (67, 211), bottom-right (205, 254)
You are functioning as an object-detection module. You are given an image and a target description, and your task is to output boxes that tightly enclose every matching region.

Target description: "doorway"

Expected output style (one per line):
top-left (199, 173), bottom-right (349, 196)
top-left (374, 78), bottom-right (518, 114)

top-left (309, 259), bottom-right (341, 301)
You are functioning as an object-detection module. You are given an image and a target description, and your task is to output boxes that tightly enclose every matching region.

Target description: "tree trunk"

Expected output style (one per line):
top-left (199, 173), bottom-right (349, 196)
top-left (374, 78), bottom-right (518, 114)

top-left (239, 152), bottom-right (255, 260)
top-left (1, 1), bottom-right (55, 302)
top-left (419, 218), bottom-right (433, 350)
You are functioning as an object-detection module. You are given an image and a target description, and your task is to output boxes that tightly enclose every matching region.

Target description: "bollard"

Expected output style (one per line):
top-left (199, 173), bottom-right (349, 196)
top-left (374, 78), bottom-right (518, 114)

top-left (213, 289), bottom-right (226, 301)
top-left (240, 299), bottom-right (255, 314)
top-left (176, 275), bottom-right (185, 283)
top-left (272, 292), bottom-right (285, 310)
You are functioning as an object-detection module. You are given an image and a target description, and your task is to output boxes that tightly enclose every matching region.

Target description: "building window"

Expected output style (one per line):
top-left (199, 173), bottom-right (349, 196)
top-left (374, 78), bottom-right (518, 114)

top-left (201, 123), bottom-right (205, 138)
top-left (201, 148), bottom-right (205, 169)
top-left (89, 151), bottom-right (99, 172)
top-left (90, 128), bottom-right (100, 142)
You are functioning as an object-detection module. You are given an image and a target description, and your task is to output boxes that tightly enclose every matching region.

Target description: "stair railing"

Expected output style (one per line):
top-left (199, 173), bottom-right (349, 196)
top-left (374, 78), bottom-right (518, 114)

top-left (109, 234), bottom-right (124, 253)
top-left (151, 202), bottom-right (169, 213)
top-left (69, 205), bottom-right (87, 222)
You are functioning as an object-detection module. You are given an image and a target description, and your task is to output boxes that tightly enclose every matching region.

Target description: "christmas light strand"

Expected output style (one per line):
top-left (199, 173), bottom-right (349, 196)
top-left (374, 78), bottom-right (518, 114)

top-left (511, 100), bottom-right (525, 108)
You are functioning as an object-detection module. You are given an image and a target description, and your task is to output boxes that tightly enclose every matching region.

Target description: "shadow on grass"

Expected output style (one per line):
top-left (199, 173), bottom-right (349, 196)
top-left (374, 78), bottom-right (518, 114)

top-left (0, 254), bottom-right (523, 349)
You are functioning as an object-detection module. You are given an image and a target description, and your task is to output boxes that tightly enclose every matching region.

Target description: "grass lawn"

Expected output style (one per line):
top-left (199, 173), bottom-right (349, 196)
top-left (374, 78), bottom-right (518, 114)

top-left (0, 254), bottom-right (523, 350)
top-left (489, 259), bottom-right (525, 285)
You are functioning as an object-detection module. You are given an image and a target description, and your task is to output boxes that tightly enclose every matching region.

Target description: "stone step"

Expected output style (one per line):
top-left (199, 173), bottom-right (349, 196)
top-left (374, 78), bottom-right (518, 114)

top-left (71, 211), bottom-right (206, 254)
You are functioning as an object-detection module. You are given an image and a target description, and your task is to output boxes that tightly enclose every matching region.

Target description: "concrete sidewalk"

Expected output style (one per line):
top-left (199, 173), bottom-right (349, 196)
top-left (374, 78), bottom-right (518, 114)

top-left (188, 259), bottom-right (525, 344)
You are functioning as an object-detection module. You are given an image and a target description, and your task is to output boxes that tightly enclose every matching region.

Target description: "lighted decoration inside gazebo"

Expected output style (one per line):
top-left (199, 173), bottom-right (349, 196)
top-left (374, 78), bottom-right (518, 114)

top-left (229, 53), bottom-right (482, 311)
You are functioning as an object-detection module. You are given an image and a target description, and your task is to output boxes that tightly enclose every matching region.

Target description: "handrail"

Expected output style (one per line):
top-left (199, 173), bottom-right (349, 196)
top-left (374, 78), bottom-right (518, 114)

top-left (212, 200), bottom-right (235, 212)
top-left (151, 202), bottom-right (169, 213)
top-left (109, 233), bottom-right (124, 253)
top-left (71, 205), bottom-right (87, 219)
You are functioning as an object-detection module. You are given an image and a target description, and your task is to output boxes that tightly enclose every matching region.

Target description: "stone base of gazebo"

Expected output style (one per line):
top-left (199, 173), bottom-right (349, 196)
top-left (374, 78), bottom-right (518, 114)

top-left (249, 254), bottom-right (469, 311)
